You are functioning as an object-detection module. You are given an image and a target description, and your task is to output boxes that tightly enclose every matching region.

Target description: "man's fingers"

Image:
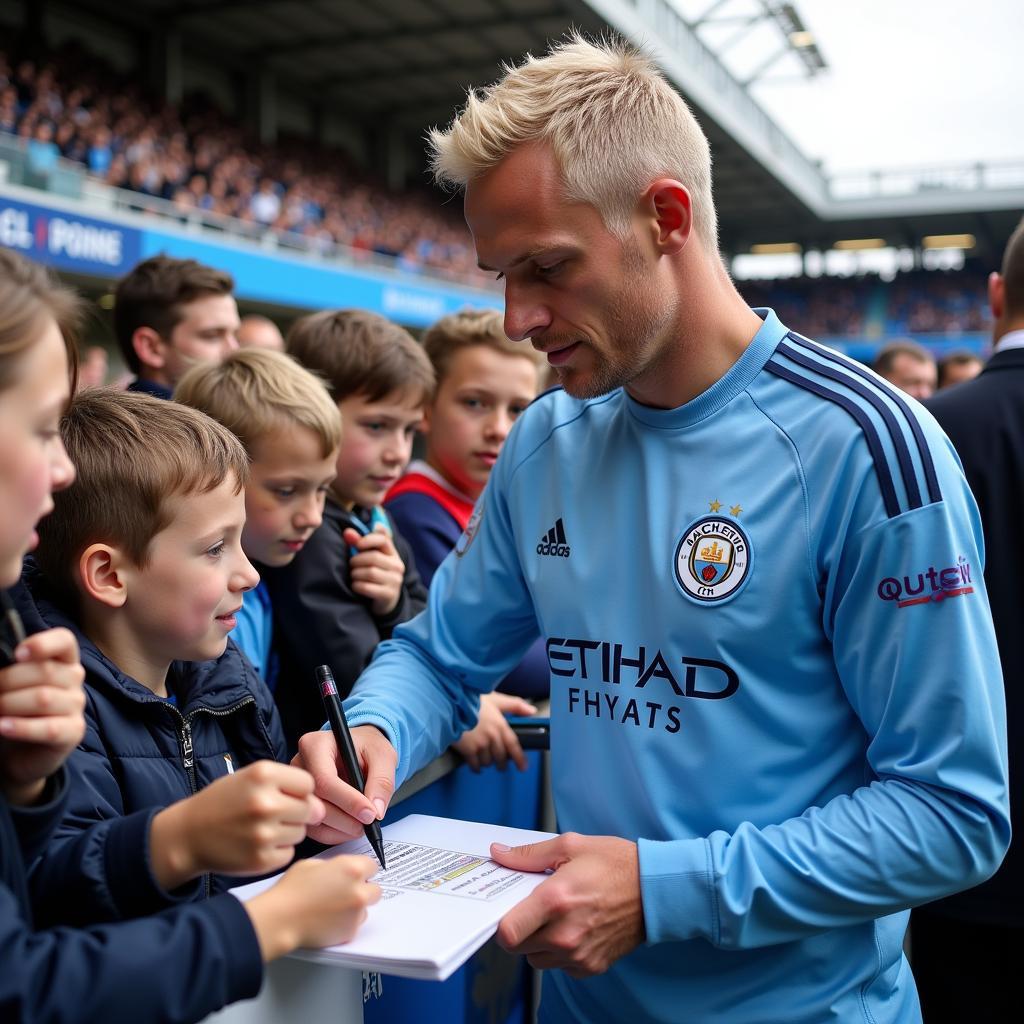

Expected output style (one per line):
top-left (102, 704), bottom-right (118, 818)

top-left (490, 835), bottom-right (571, 873)
top-left (294, 732), bottom-right (377, 826)
top-left (495, 886), bottom-right (554, 952)
top-left (493, 694), bottom-right (538, 717)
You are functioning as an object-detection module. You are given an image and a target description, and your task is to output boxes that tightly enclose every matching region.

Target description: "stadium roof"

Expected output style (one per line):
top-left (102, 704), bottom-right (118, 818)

top-left (60, 0), bottom-right (1024, 263)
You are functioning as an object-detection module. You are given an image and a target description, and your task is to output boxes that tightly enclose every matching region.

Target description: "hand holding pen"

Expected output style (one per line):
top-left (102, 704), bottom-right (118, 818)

top-left (315, 664), bottom-right (387, 869)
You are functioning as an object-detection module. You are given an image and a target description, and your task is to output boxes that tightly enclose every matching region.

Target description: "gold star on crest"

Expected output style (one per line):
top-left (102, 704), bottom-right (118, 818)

top-left (709, 499), bottom-right (722, 513)
top-left (730, 504), bottom-right (742, 517)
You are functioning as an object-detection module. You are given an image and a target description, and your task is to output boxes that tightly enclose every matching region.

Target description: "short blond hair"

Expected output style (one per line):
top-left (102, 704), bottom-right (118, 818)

top-left (174, 348), bottom-right (341, 458)
top-left (429, 34), bottom-right (717, 250)
top-left (422, 309), bottom-right (545, 385)
top-left (36, 388), bottom-right (249, 602)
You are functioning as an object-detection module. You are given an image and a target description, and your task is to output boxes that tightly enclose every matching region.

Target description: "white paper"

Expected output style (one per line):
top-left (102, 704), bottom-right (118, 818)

top-left (230, 814), bottom-right (555, 981)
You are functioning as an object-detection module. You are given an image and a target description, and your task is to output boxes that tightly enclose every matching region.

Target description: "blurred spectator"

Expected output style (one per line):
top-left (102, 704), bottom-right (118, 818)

top-left (236, 314), bottom-right (285, 351)
top-left (937, 350), bottom-right (984, 390)
top-left (114, 255), bottom-right (240, 398)
top-left (873, 340), bottom-right (937, 399)
top-left (76, 345), bottom-right (109, 390)
top-left (916, 218), bottom-right (1024, 1023)
top-left (25, 120), bottom-right (59, 182)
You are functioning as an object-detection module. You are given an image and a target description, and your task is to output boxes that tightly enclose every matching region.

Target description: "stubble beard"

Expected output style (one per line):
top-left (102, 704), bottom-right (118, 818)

top-left (558, 261), bottom-right (677, 401)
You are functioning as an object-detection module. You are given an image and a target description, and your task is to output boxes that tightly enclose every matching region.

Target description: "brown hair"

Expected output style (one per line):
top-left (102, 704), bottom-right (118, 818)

top-left (35, 387), bottom-right (249, 600)
top-left (873, 339), bottom-right (935, 377)
top-left (422, 309), bottom-right (545, 385)
top-left (114, 255), bottom-right (234, 373)
top-left (0, 248), bottom-right (82, 393)
top-left (1001, 217), bottom-right (1024, 320)
top-left (286, 309), bottom-right (434, 405)
top-left (175, 348), bottom-right (342, 458)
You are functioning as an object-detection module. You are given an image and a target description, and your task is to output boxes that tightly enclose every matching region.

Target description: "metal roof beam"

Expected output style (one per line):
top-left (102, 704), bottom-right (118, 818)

top-left (253, 14), bottom-right (523, 58)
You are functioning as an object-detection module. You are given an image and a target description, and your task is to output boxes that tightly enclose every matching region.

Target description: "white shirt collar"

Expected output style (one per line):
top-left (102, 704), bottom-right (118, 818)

top-left (995, 328), bottom-right (1024, 352)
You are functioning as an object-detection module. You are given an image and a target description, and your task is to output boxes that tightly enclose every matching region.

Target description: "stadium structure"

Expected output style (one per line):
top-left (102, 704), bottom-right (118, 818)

top-left (2, 0), bottom-right (1023, 365)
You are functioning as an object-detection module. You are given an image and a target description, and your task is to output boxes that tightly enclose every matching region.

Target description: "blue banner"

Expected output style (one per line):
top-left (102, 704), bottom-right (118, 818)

top-left (138, 229), bottom-right (502, 327)
top-left (0, 195), bottom-right (141, 276)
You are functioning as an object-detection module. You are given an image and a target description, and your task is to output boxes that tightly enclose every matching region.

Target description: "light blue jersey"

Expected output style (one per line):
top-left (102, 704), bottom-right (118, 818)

top-left (344, 310), bottom-right (1009, 1023)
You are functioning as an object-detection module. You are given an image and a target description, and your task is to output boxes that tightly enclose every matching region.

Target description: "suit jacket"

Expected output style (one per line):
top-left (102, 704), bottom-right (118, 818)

top-left (925, 346), bottom-right (1024, 925)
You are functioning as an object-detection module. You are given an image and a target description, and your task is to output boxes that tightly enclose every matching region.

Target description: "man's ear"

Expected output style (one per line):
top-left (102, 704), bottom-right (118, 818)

top-left (78, 544), bottom-right (130, 609)
top-left (988, 271), bottom-right (1005, 321)
top-left (131, 327), bottom-right (167, 373)
top-left (641, 179), bottom-right (692, 256)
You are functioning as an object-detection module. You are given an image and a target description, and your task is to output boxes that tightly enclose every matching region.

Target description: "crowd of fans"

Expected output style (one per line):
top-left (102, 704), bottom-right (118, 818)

top-left (0, 42), bottom-right (486, 283)
top-left (740, 269), bottom-right (991, 340)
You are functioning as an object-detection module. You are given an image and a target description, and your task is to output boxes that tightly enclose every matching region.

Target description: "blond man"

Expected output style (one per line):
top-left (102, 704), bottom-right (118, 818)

top-left (295, 36), bottom-right (1007, 1024)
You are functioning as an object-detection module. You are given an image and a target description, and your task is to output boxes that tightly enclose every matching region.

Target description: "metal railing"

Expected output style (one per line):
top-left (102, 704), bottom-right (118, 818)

top-left (828, 160), bottom-right (1024, 202)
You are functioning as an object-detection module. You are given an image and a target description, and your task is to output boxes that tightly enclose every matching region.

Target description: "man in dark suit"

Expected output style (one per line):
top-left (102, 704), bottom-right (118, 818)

top-left (915, 219), bottom-right (1024, 1021)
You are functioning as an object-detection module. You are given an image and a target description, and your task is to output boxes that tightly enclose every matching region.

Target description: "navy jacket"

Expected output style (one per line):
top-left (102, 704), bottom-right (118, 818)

top-left (0, 600), bottom-right (262, 1022)
top-left (925, 345), bottom-right (1024, 926)
top-left (262, 499), bottom-right (428, 751)
top-left (15, 567), bottom-right (287, 928)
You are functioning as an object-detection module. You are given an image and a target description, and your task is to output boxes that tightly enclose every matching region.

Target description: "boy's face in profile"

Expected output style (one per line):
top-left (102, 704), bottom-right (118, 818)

top-left (332, 390), bottom-right (423, 509)
top-left (242, 424), bottom-right (337, 568)
top-left (423, 345), bottom-right (539, 499)
top-left (119, 474), bottom-right (259, 665)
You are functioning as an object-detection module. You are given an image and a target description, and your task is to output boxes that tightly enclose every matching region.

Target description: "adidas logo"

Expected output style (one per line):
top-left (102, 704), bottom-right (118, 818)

top-left (536, 518), bottom-right (570, 558)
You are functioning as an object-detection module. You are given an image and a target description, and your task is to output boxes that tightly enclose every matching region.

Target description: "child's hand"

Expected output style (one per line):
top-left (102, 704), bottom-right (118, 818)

top-left (453, 692), bottom-right (537, 773)
top-left (343, 523), bottom-right (405, 617)
top-left (0, 627), bottom-right (86, 806)
top-left (246, 854), bottom-right (381, 960)
top-left (150, 761), bottom-right (325, 889)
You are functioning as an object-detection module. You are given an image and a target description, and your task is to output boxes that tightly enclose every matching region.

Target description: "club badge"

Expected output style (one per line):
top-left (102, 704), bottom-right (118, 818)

top-left (674, 515), bottom-right (751, 604)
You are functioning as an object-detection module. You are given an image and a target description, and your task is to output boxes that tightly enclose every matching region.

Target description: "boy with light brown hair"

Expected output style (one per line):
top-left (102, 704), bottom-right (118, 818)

top-left (175, 347), bottom-right (342, 686)
top-left (261, 309), bottom-right (433, 751)
top-left (23, 388), bottom-right (337, 926)
top-left (386, 309), bottom-right (548, 769)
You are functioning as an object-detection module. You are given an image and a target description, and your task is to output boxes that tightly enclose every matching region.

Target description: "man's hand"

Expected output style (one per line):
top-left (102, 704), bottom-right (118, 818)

top-left (491, 833), bottom-right (645, 978)
top-left (292, 725), bottom-right (398, 845)
top-left (453, 692), bottom-right (536, 772)
top-left (0, 627), bottom-right (86, 806)
top-left (343, 524), bottom-right (405, 617)
top-left (150, 761), bottom-right (324, 888)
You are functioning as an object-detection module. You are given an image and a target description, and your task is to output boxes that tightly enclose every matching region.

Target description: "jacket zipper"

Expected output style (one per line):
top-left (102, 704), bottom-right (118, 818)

top-left (162, 696), bottom-right (257, 898)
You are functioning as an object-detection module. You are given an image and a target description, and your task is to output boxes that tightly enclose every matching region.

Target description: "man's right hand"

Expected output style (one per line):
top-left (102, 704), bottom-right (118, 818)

top-left (292, 726), bottom-right (398, 845)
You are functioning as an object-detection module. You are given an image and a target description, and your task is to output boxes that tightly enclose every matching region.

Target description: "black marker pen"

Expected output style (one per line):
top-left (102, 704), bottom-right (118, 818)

top-left (315, 664), bottom-right (387, 870)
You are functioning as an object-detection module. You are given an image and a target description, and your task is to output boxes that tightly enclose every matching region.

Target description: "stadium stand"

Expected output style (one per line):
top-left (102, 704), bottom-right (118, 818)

top-left (0, 41), bottom-right (484, 283)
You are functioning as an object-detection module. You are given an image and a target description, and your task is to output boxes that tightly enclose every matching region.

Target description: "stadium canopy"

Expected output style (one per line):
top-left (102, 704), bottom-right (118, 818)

top-left (34, 0), bottom-right (1024, 263)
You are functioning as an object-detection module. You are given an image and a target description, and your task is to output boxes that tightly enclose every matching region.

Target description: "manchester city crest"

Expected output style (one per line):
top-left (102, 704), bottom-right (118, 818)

top-left (674, 515), bottom-right (752, 604)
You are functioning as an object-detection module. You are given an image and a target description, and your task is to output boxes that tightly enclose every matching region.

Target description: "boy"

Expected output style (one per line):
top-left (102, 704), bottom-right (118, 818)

top-left (174, 347), bottom-right (342, 687)
top-left (114, 255), bottom-right (240, 399)
top-left (23, 388), bottom-right (319, 927)
top-left (263, 310), bottom-right (432, 750)
top-left (385, 310), bottom-right (548, 768)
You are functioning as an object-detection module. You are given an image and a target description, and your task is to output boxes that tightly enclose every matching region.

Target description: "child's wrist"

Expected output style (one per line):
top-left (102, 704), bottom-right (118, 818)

top-left (150, 802), bottom-right (199, 888)
top-left (0, 775), bottom-right (48, 807)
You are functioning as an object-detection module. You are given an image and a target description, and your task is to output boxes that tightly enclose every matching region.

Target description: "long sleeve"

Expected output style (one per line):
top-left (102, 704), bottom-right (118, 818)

top-left (0, 887), bottom-right (262, 1023)
top-left (29, 697), bottom-right (200, 927)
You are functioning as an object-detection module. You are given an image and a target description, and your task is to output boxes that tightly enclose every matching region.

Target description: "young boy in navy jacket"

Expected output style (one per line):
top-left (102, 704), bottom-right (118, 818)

top-left (174, 348), bottom-right (342, 689)
top-left (385, 309), bottom-right (547, 770)
top-left (23, 388), bottom-right (323, 926)
top-left (261, 310), bottom-right (433, 750)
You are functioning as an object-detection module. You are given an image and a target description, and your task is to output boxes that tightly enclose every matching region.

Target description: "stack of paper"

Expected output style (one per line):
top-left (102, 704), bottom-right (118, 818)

top-left (230, 814), bottom-right (555, 981)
